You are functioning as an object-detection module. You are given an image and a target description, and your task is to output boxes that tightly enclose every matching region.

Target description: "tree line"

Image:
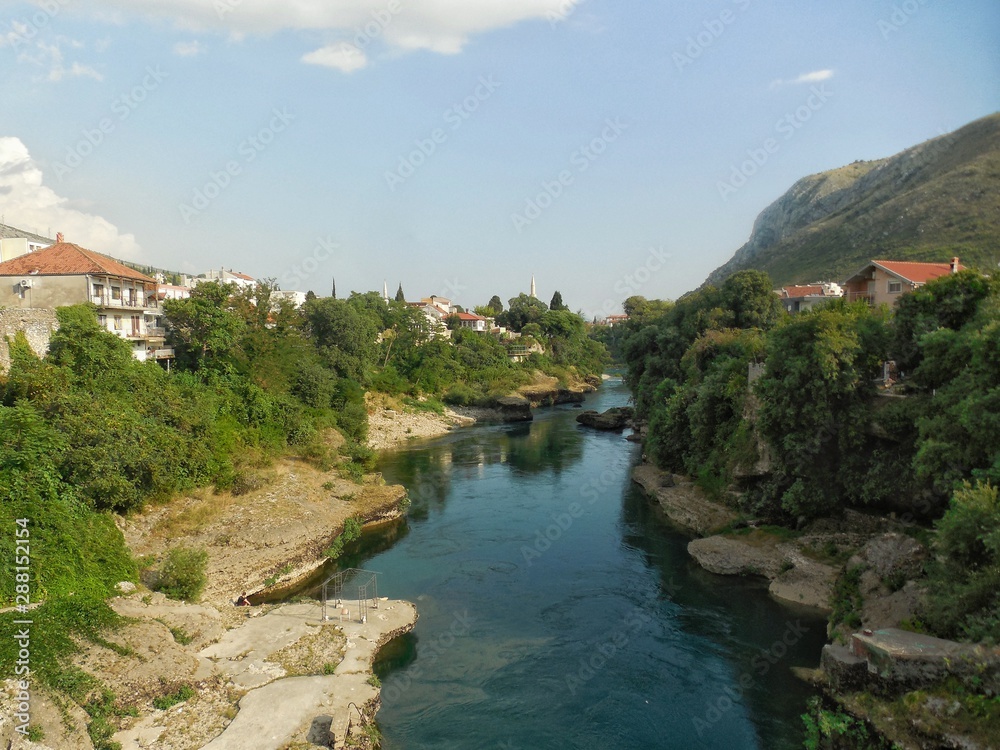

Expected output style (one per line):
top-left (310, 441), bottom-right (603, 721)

top-left (618, 269), bottom-right (1000, 642)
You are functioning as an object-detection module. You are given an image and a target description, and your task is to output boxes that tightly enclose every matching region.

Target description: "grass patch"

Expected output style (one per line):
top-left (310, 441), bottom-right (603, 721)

top-left (164, 623), bottom-right (194, 646)
top-left (403, 396), bottom-right (446, 415)
top-left (151, 489), bottom-right (234, 540)
top-left (0, 597), bottom-right (123, 693)
top-left (153, 684), bottom-right (196, 711)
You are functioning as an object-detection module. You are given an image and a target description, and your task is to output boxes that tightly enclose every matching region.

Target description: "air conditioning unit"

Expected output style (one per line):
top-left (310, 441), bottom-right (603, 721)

top-left (18, 279), bottom-right (33, 289)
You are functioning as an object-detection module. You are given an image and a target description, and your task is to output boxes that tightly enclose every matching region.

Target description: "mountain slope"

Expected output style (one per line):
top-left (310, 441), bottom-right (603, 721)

top-left (704, 113), bottom-right (1000, 288)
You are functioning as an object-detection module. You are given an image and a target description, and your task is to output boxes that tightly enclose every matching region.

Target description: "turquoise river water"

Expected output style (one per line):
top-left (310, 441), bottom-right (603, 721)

top-left (347, 379), bottom-right (826, 748)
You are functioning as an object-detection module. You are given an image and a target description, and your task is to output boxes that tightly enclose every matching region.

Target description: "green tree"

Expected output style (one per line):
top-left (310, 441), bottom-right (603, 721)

top-left (549, 290), bottom-right (566, 311)
top-left (498, 294), bottom-right (549, 332)
top-left (753, 302), bottom-right (890, 518)
top-left (395, 284), bottom-right (406, 303)
top-left (164, 282), bottom-right (245, 371)
top-left (45, 305), bottom-right (135, 385)
top-left (488, 295), bottom-right (504, 314)
top-left (923, 482), bottom-right (1000, 643)
top-left (892, 270), bottom-right (998, 376)
top-left (303, 297), bottom-right (379, 382)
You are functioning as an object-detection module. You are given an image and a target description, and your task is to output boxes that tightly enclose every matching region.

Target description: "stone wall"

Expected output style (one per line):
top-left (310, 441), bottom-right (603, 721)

top-left (0, 308), bottom-right (58, 371)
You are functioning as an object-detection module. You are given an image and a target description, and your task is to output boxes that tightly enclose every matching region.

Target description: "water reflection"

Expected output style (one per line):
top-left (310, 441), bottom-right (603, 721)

top-left (360, 382), bottom-right (826, 750)
top-left (381, 412), bottom-right (587, 520)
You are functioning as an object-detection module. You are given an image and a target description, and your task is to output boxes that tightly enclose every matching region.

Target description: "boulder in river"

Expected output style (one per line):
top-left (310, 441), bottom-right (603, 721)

top-left (575, 406), bottom-right (634, 431)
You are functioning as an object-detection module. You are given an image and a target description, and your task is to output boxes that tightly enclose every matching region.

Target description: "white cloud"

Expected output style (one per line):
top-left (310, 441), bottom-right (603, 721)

top-left (173, 40), bottom-right (203, 56)
top-left (59, 0), bottom-right (585, 68)
top-left (0, 137), bottom-right (142, 260)
top-left (4, 31), bottom-right (104, 81)
top-left (770, 69), bottom-right (835, 89)
top-left (302, 41), bottom-right (367, 72)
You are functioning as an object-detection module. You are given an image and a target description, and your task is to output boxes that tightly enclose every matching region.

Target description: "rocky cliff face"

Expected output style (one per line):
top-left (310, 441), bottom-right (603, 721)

top-left (704, 113), bottom-right (1000, 288)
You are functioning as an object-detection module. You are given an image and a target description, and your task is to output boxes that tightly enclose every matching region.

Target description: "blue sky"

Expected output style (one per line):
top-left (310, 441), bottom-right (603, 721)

top-left (1, 0), bottom-right (997, 318)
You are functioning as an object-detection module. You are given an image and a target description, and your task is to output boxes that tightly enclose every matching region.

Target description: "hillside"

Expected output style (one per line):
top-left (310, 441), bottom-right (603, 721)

top-left (704, 113), bottom-right (1000, 288)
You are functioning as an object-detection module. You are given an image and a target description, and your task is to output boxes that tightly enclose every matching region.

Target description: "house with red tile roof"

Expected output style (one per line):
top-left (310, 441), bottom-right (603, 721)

top-left (777, 282), bottom-right (843, 313)
top-left (453, 311), bottom-right (489, 332)
top-left (0, 241), bottom-right (167, 361)
top-left (842, 258), bottom-right (964, 306)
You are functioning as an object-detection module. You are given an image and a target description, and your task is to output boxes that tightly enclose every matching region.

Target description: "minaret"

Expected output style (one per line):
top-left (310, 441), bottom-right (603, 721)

top-left (383, 280), bottom-right (389, 302)
top-left (530, 275), bottom-right (536, 299)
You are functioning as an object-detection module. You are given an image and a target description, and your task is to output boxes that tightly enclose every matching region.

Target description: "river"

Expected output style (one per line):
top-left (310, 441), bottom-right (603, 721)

top-left (362, 378), bottom-right (826, 749)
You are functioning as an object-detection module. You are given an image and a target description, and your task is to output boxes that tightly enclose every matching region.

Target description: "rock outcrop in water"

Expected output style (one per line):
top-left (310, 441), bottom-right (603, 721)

top-left (576, 406), bottom-right (634, 431)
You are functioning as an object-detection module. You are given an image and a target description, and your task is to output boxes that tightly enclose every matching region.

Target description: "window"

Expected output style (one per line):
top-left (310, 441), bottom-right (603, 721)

top-left (98, 315), bottom-right (107, 328)
top-left (114, 315), bottom-right (123, 331)
top-left (92, 283), bottom-right (104, 298)
top-left (111, 286), bottom-right (122, 300)
top-left (887, 280), bottom-right (902, 294)
top-left (131, 315), bottom-right (141, 336)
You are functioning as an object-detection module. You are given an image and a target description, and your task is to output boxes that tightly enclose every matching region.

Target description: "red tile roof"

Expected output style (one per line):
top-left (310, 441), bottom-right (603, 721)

top-left (781, 285), bottom-right (825, 298)
top-left (0, 242), bottom-right (155, 282)
top-left (455, 312), bottom-right (486, 321)
top-left (872, 260), bottom-right (963, 284)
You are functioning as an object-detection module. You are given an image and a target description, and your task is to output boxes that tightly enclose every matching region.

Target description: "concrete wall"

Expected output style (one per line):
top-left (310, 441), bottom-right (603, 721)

top-left (0, 308), bottom-right (59, 372)
top-left (0, 275), bottom-right (88, 310)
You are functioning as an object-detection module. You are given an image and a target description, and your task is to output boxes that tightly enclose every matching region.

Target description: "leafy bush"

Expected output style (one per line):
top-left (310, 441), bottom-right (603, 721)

top-left (923, 482), bottom-right (1000, 643)
top-left (156, 547), bottom-right (208, 601)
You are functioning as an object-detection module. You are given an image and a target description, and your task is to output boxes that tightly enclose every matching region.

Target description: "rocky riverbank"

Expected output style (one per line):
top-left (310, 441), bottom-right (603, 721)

top-left (632, 463), bottom-right (840, 611)
top-left (366, 372), bottom-right (599, 451)
top-left (0, 454), bottom-right (416, 750)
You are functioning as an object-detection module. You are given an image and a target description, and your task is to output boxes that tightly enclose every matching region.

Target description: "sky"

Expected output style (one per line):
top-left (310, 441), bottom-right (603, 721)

top-left (0, 0), bottom-right (997, 319)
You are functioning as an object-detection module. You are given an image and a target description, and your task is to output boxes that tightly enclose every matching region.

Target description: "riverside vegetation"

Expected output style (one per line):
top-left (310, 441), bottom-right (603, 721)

top-left (618, 268), bottom-right (1000, 747)
top-left (0, 282), bottom-right (606, 747)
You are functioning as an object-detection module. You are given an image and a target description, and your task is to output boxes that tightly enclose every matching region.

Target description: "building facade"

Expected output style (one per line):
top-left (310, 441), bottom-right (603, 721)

top-left (843, 259), bottom-right (962, 306)
top-left (0, 241), bottom-right (167, 361)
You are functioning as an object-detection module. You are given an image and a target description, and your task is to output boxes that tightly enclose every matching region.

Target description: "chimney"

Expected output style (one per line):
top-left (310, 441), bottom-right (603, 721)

top-left (56, 232), bottom-right (64, 243)
top-left (951, 257), bottom-right (960, 274)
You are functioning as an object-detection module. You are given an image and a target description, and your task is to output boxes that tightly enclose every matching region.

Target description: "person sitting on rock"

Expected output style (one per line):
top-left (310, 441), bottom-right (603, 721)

top-left (236, 591), bottom-right (251, 606)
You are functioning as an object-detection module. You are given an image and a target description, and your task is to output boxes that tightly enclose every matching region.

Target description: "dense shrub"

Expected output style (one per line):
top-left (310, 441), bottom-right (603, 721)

top-left (156, 547), bottom-right (209, 601)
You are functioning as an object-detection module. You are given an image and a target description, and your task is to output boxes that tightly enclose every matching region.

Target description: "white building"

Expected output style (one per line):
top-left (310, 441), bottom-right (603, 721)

top-left (0, 224), bottom-right (55, 262)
